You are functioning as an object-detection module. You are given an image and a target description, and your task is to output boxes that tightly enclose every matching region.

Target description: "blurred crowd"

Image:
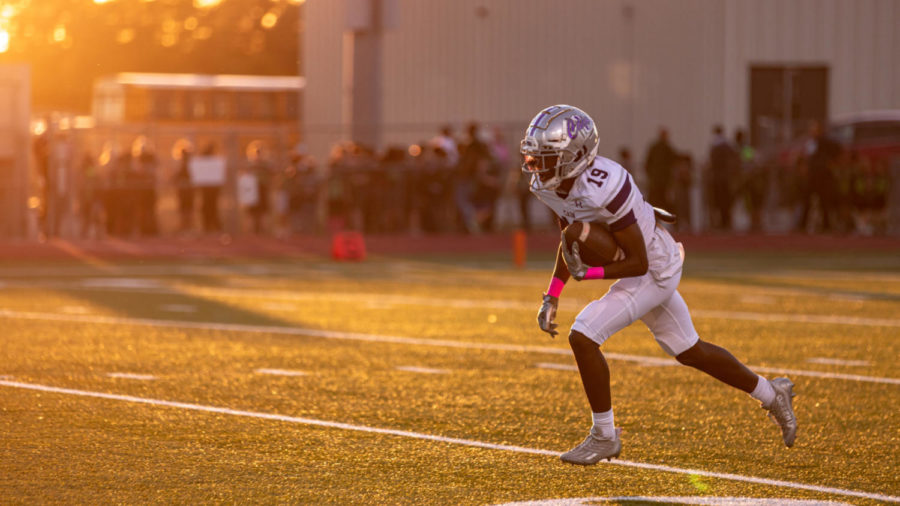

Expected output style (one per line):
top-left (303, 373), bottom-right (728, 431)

top-left (636, 121), bottom-right (893, 236)
top-left (31, 119), bottom-right (895, 240)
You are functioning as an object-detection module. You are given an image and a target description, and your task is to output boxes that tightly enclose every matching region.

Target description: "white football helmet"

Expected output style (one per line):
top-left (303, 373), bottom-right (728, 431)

top-left (520, 105), bottom-right (599, 191)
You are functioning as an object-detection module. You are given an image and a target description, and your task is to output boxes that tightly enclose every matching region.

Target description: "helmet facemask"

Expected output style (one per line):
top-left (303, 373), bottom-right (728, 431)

top-left (520, 105), bottom-right (599, 191)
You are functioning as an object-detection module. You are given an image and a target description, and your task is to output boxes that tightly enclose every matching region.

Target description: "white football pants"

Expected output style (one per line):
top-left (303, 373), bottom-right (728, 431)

top-left (570, 268), bottom-right (700, 356)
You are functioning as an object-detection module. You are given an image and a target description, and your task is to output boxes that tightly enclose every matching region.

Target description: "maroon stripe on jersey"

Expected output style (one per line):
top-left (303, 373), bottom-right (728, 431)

top-left (609, 210), bottom-right (636, 232)
top-left (605, 176), bottom-right (632, 214)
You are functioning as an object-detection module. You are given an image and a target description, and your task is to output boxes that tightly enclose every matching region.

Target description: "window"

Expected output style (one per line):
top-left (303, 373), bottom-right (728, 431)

top-left (213, 92), bottom-right (232, 120)
top-left (151, 90), bottom-right (174, 120)
top-left (284, 92), bottom-right (299, 120)
top-left (185, 91), bottom-right (211, 120)
top-left (236, 93), bottom-right (255, 120)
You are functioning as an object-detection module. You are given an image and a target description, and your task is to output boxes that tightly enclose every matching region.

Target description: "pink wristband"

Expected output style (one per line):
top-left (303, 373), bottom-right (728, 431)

top-left (547, 277), bottom-right (565, 297)
top-left (583, 266), bottom-right (605, 280)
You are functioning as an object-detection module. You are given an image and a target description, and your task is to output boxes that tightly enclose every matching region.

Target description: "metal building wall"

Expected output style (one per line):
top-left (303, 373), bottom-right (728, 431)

top-left (303, 0), bottom-right (899, 166)
top-left (721, 0), bottom-right (900, 135)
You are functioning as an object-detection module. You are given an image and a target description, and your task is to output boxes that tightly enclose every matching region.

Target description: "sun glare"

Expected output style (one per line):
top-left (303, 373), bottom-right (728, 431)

top-left (0, 29), bottom-right (9, 54)
top-left (193, 0), bottom-right (223, 8)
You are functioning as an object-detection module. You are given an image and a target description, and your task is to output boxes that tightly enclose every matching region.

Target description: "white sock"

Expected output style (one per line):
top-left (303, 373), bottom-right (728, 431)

top-left (750, 375), bottom-right (776, 406)
top-left (590, 409), bottom-right (615, 438)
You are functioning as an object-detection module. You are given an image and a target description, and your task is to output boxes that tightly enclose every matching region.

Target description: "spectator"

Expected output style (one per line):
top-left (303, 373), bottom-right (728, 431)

top-left (173, 146), bottom-right (195, 234)
top-left (285, 151), bottom-right (321, 235)
top-left (326, 143), bottom-right (350, 230)
top-left (348, 144), bottom-right (376, 232)
top-left (850, 154), bottom-right (890, 235)
top-left (644, 127), bottom-right (676, 210)
top-left (456, 122), bottom-right (492, 234)
top-left (707, 125), bottom-right (739, 231)
top-left (198, 143), bottom-right (223, 234)
top-left (131, 139), bottom-right (159, 237)
top-left (244, 144), bottom-right (273, 235)
top-left (431, 125), bottom-right (459, 168)
top-left (471, 127), bottom-right (507, 232)
top-left (378, 146), bottom-right (411, 233)
top-left (78, 152), bottom-right (104, 239)
top-left (513, 159), bottom-right (534, 232)
top-left (110, 148), bottom-right (133, 236)
top-left (797, 120), bottom-right (841, 233)
top-left (735, 129), bottom-right (765, 232)
top-left (673, 153), bottom-right (693, 233)
top-left (413, 145), bottom-right (455, 234)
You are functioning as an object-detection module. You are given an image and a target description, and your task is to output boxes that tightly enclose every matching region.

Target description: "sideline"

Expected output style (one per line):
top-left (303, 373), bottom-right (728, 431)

top-left (1, 309), bottom-right (898, 386)
top-left (1, 379), bottom-right (897, 503)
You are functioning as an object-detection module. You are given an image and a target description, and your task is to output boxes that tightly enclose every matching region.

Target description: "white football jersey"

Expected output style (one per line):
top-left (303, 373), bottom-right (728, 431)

top-left (531, 156), bottom-right (684, 279)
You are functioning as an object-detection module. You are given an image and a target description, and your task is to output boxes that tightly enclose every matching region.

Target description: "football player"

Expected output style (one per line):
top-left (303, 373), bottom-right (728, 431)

top-left (521, 105), bottom-right (797, 465)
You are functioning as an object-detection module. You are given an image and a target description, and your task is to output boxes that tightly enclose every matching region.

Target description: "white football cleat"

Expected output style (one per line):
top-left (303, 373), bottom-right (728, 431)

top-left (560, 427), bottom-right (622, 465)
top-left (764, 377), bottom-right (798, 447)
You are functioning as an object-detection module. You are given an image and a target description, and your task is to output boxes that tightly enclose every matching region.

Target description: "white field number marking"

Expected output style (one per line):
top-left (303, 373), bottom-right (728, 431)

top-left (254, 368), bottom-right (307, 377)
top-left (0, 309), bottom-right (898, 386)
top-left (0, 379), bottom-right (896, 504)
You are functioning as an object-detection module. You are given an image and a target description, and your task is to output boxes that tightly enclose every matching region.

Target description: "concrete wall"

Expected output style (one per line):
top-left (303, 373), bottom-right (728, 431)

top-left (0, 64), bottom-right (31, 238)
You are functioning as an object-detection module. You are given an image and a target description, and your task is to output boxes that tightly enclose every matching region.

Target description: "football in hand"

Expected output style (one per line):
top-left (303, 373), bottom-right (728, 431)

top-left (562, 221), bottom-right (624, 267)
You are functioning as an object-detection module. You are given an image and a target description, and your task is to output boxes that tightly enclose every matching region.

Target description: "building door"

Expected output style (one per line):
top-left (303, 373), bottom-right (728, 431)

top-left (749, 66), bottom-right (828, 149)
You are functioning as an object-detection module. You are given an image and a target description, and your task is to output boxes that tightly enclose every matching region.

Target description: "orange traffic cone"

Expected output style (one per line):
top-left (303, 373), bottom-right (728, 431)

top-left (513, 229), bottom-right (527, 268)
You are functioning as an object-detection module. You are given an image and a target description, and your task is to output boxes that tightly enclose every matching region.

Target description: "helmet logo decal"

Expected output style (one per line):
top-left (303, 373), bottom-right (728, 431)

top-left (566, 115), bottom-right (593, 139)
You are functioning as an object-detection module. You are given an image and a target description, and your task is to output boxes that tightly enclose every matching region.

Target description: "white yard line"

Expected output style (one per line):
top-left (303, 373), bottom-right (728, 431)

top-left (750, 366), bottom-right (900, 385)
top-left (159, 304), bottom-right (197, 313)
top-left (1, 309), bottom-right (897, 386)
top-left (60, 306), bottom-right (91, 314)
top-left (107, 372), bottom-right (157, 381)
top-left (806, 358), bottom-right (870, 367)
top-left (536, 361), bottom-right (900, 385)
top-left (0, 379), bottom-right (896, 503)
top-left (536, 363), bottom-right (578, 372)
top-left (691, 309), bottom-right (900, 328)
top-left (395, 366), bottom-right (448, 374)
top-left (254, 368), bottom-right (308, 377)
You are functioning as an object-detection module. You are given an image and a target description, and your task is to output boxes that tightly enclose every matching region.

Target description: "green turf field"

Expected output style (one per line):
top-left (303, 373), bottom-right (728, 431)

top-left (1, 250), bottom-right (898, 504)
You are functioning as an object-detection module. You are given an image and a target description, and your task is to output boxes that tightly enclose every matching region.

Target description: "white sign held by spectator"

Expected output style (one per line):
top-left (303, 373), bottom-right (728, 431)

top-left (237, 173), bottom-right (259, 207)
top-left (189, 156), bottom-right (226, 186)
